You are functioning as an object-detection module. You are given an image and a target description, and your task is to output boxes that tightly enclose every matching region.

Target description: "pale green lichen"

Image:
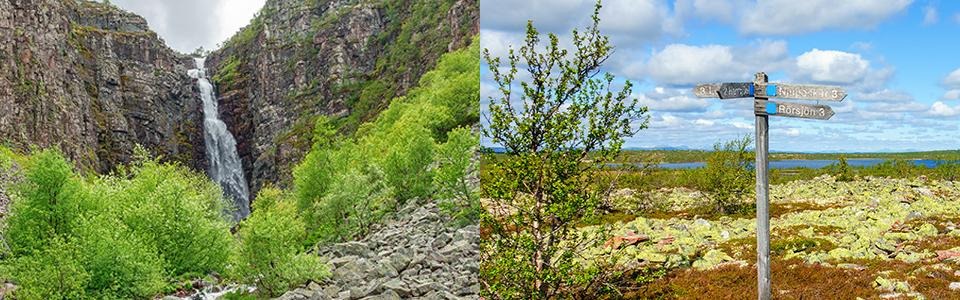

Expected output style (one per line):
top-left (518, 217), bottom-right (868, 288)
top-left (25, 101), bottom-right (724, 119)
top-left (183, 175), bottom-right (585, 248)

top-left (576, 176), bottom-right (960, 270)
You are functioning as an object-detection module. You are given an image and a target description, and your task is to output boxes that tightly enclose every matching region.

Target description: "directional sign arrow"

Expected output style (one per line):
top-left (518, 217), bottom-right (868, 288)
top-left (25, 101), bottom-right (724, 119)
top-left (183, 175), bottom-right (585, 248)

top-left (695, 82), bottom-right (846, 102)
top-left (754, 100), bottom-right (835, 120)
top-left (755, 83), bottom-right (846, 102)
top-left (693, 82), bottom-right (754, 99)
top-left (693, 83), bottom-right (721, 98)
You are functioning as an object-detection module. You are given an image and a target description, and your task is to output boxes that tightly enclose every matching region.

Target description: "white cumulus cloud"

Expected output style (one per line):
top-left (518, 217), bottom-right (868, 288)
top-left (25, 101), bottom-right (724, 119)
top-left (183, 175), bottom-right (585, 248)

top-left (941, 68), bottom-right (960, 100)
top-left (944, 68), bottom-right (960, 87)
top-left (637, 87), bottom-right (712, 112)
top-left (599, 0), bottom-right (678, 43)
top-left (784, 128), bottom-right (801, 137)
top-left (795, 49), bottom-right (870, 84)
top-left (643, 40), bottom-right (789, 85)
top-left (929, 101), bottom-right (960, 117)
top-left (740, 0), bottom-right (913, 35)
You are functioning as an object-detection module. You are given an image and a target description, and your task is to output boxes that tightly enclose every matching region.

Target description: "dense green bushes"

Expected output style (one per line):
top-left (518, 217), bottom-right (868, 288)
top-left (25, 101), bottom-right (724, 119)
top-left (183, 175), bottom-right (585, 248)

top-left (230, 187), bottom-right (328, 297)
top-left (434, 127), bottom-right (480, 225)
top-left (5, 149), bottom-right (91, 257)
top-left (1, 149), bottom-right (235, 299)
top-left (293, 36), bottom-right (479, 246)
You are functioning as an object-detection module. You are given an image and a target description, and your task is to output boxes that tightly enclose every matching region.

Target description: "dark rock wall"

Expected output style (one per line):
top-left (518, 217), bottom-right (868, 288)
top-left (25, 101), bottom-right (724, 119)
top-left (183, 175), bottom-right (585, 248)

top-left (208, 0), bottom-right (479, 198)
top-left (0, 0), bottom-right (206, 173)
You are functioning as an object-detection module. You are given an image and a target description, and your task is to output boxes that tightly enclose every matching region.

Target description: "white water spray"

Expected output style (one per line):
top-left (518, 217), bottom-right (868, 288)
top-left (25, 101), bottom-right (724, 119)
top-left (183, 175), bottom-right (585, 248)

top-left (188, 57), bottom-right (250, 220)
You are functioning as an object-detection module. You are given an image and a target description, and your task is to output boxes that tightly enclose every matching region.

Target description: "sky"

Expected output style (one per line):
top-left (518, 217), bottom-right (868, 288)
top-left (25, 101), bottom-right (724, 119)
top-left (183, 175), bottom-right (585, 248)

top-left (110, 0), bottom-right (266, 53)
top-left (480, 0), bottom-right (960, 152)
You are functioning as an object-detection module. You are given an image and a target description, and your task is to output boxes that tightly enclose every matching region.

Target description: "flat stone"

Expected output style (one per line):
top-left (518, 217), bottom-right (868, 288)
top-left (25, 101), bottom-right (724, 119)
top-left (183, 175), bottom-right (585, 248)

top-left (879, 293), bottom-right (903, 299)
top-left (382, 278), bottom-right (410, 297)
top-left (439, 240), bottom-right (469, 255)
top-left (377, 262), bottom-right (399, 278)
top-left (950, 282), bottom-right (960, 290)
top-left (431, 233), bottom-right (451, 249)
top-left (416, 282), bottom-right (446, 295)
top-left (330, 255), bottom-right (359, 268)
top-left (323, 286), bottom-right (340, 299)
top-left (363, 289), bottom-right (401, 300)
top-left (335, 241), bottom-right (372, 257)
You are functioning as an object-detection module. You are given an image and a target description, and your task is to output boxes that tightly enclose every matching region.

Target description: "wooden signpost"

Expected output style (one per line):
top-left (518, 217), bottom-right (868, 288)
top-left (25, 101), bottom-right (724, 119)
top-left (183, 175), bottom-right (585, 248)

top-left (693, 73), bottom-right (846, 300)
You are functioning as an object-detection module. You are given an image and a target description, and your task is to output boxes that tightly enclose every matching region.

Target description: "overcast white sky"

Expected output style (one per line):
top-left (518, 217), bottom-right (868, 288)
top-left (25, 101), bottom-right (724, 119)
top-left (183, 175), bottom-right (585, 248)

top-left (111, 0), bottom-right (267, 53)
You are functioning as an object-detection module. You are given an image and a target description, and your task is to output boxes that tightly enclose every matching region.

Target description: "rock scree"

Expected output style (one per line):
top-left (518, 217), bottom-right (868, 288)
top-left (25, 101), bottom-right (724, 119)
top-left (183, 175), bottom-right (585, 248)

top-left (277, 199), bottom-right (479, 300)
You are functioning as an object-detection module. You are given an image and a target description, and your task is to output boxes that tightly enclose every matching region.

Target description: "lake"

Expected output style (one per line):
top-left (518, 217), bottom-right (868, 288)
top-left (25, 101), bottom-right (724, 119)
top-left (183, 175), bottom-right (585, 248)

top-left (620, 159), bottom-right (949, 170)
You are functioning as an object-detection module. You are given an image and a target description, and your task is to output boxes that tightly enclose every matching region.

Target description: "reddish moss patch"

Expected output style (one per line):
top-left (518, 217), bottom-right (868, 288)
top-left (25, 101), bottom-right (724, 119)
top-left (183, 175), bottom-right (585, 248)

top-left (717, 234), bottom-right (837, 261)
top-left (840, 258), bottom-right (960, 299)
top-left (621, 259), bottom-right (878, 299)
top-left (904, 215), bottom-right (960, 233)
top-left (909, 233), bottom-right (960, 251)
top-left (718, 237), bottom-right (755, 261)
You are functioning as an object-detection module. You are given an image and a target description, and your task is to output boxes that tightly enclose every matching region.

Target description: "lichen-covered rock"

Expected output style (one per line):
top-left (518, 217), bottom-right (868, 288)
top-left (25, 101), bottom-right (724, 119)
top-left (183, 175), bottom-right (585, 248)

top-left (0, 0), bottom-right (206, 173)
top-left (578, 176), bottom-right (960, 270)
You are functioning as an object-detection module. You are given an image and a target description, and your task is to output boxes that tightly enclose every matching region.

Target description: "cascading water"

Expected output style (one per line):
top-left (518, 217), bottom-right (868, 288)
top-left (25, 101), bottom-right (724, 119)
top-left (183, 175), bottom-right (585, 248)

top-left (188, 57), bottom-right (250, 221)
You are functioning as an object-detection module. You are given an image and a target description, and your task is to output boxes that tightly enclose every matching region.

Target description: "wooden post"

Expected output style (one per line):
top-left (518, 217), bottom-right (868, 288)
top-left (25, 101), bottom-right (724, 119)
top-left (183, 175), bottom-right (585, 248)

top-left (692, 73), bottom-right (845, 300)
top-left (754, 72), bottom-right (771, 300)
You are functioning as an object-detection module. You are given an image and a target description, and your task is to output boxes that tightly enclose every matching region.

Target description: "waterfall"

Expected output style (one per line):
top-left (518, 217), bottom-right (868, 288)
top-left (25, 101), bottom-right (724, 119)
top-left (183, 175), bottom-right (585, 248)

top-left (188, 57), bottom-right (250, 220)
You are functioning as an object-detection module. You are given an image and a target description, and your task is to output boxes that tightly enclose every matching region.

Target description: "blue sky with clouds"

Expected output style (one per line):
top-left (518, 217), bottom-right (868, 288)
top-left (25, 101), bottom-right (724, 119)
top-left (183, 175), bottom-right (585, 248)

top-left (480, 0), bottom-right (960, 152)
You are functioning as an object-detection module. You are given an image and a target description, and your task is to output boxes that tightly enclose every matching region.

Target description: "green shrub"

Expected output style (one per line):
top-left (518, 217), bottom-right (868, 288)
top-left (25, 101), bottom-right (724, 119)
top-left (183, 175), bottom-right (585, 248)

top-left (702, 135), bottom-right (754, 214)
top-left (232, 187), bottom-right (329, 297)
top-left (3, 149), bottom-right (233, 299)
top-left (835, 156), bottom-right (853, 182)
top-left (106, 157), bottom-right (233, 276)
top-left (312, 167), bottom-right (393, 244)
top-left (294, 116), bottom-right (343, 216)
top-left (73, 215), bottom-right (164, 299)
top-left (380, 120), bottom-right (435, 202)
top-left (934, 161), bottom-right (960, 181)
top-left (8, 237), bottom-right (89, 300)
top-left (213, 55), bottom-right (242, 87)
top-left (0, 146), bottom-right (14, 170)
top-left (5, 149), bottom-right (91, 256)
top-left (479, 4), bottom-right (648, 297)
top-left (434, 127), bottom-right (479, 225)
top-left (414, 37), bottom-right (480, 134)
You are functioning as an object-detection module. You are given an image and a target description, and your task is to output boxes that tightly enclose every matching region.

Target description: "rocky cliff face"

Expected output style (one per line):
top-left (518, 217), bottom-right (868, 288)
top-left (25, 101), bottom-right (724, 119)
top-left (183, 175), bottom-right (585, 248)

top-left (0, 0), bottom-right (206, 173)
top-left (207, 0), bottom-right (479, 198)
